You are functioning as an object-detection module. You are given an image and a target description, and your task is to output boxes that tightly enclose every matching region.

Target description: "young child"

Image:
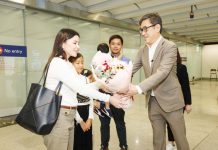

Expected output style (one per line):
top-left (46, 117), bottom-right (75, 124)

top-left (69, 53), bottom-right (93, 150)
top-left (95, 43), bottom-right (112, 118)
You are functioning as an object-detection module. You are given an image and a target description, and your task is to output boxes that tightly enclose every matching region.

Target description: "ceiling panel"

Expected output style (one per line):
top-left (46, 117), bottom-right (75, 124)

top-left (48, 0), bottom-right (66, 3)
top-left (45, 0), bottom-right (218, 43)
top-left (109, 4), bottom-right (138, 15)
top-left (78, 0), bottom-right (107, 7)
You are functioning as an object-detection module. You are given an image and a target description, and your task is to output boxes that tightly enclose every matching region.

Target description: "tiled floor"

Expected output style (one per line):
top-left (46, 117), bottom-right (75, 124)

top-left (0, 80), bottom-right (218, 150)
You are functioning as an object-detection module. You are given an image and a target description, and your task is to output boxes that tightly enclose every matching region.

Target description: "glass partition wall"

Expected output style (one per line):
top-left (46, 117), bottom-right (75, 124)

top-left (175, 41), bottom-right (202, 80)
top-left (0, 5), bottom-right (26, 117)
top-left (0, 3), bottom-right (202, 117)
top-left (25, 9), bottom-right (69, 89)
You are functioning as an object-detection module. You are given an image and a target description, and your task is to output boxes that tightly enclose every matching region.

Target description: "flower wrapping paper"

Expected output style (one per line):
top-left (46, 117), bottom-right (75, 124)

top-left (91, 51), bottom-right (133, 109)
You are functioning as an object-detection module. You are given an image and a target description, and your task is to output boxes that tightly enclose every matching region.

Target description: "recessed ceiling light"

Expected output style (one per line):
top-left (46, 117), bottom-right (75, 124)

top-left (10, 0), bottom-right (25, 3)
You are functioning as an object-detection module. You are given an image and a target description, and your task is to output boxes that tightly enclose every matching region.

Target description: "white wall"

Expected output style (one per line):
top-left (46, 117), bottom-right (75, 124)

top-left (202, 45), bottom-right (218, 78)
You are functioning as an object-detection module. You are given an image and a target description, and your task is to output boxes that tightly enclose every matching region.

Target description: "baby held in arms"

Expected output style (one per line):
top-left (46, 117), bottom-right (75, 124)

top-left (92, 43), bottom-right (133, 117)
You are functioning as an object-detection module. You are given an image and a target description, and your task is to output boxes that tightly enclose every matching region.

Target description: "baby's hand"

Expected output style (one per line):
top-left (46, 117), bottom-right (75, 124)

top-left (94, 100), bottom-right (101, 109)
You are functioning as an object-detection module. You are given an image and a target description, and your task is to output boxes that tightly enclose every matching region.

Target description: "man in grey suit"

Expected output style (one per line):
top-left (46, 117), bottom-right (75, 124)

top-left (127, 13), bottom-right (190, 150)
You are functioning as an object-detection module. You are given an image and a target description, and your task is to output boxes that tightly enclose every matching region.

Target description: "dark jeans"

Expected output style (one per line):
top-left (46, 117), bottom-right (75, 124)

top-left (99, 105), bottom-right (127, 148)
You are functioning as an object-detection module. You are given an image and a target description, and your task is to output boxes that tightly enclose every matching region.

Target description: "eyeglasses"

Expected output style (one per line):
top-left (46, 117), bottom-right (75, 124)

top-left (139, 24), bottom-right (156, 34)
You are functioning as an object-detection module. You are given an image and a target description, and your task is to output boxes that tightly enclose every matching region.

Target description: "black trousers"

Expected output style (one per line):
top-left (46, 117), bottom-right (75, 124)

top-left (167, 122), bottom-right (175, 141)
top-left (99, 105), bottom-right (127, 148)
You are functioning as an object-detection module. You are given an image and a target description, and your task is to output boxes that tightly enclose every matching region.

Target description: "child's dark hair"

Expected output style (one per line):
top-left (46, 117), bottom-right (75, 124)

top-left (68, 53), bottom-right (83, 63)
top-left (81, 69), bottom-right (92, 77)
top-left (97, 43), bottom-right (109, 53)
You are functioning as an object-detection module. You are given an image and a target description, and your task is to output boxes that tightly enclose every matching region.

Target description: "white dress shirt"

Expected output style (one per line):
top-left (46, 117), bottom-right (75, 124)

top-left (137, 35), bottom-right (162, 95)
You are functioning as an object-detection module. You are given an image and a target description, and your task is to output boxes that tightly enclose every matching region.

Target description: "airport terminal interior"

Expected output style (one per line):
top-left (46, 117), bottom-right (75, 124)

top-left (0, 80), bottom-right (218, 150)
top-left (0, 0), bottom-right (218, 150)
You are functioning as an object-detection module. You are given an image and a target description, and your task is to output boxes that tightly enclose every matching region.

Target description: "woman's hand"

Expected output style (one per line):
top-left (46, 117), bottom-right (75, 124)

top-left (185, 105), bottom-right (192, 114)
top-left (100, 84), bottom-right (110, 93)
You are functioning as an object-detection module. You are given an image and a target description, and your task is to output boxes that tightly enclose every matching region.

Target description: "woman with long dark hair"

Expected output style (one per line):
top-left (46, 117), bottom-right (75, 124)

top-left (42, 28), bottom-right (123, 150)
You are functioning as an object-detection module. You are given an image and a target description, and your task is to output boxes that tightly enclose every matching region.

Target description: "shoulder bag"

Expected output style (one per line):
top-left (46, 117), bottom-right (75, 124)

top-left (16, 64), bottom-right (62, 135)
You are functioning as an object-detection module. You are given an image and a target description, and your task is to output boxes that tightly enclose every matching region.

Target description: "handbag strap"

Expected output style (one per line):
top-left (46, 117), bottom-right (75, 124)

top-left (40, 61), bottom-right (62, 95)
top-left (55, 81), bottom-right (63, 95)
top-left (39, 63), bottom-right (50, 87)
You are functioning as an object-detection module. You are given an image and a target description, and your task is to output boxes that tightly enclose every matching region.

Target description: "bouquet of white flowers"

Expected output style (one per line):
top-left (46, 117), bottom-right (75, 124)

top-left (91, 51), bottom-right (133, 109)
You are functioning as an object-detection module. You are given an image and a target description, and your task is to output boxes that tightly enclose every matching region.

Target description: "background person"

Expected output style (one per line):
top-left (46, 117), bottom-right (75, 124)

top-left (166, 50), bottom-right (192, 150)
top-left (99, 35), bottom-right (130, 150)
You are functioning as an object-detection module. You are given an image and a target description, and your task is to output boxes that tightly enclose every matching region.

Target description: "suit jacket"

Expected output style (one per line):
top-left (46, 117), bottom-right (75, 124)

top-left (177, 64), bottom-right (192, 105)
top-left (133, 37), bottom-right (184, 112)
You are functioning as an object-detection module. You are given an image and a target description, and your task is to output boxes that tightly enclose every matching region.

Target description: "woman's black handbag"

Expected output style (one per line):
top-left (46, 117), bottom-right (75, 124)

top-left (16, 64), bottom-right (62, 135)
